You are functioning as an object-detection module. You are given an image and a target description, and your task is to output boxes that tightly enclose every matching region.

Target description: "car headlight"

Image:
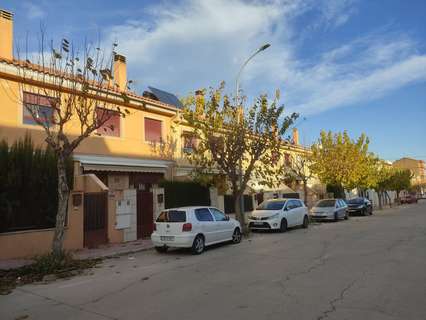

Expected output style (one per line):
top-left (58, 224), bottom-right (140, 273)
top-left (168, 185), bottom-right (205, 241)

top-left (357, 205), bottom-right (364, 209)
top-left (267, 213), bottom-right (279, 220)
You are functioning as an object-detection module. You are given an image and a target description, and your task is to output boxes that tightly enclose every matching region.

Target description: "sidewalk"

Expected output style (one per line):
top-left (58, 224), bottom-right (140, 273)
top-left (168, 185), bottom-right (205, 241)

top-left (74, 239), bottom-right (154, 260)
top-left (0, 239), bottom-right (154, 270)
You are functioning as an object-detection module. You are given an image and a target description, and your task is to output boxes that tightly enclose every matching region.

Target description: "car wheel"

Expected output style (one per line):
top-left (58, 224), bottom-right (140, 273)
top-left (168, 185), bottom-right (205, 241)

top-left (280, 219), bottom-right (287, 232)
top-left (232, 228), bottom-right (242, 244)
top-left (302, 215), bottom-right (309, 228)
top-left (370, 207), bottom-right (373, 215)
top-left (334, 212), bottom-right (338, 221)
top-left (344, 211), bottom-right (349, 220)
top-left (191, 235), bottom-right (205, 255)
top-left (155, 246), bottom-right (168, 253)
top-left (363, 208), bottom-right (368, 216)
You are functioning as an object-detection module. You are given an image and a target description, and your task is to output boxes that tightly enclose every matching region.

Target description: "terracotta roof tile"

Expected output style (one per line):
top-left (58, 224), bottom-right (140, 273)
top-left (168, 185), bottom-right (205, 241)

top-left (0, 57), bottom-right (178, 111)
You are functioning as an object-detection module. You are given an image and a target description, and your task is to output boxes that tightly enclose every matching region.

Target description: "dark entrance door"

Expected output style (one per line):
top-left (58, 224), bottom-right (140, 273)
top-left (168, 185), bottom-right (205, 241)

top-left (84, 192), bottom-right (108, 248)
top-left (137, 191), bottom-right (154, 238)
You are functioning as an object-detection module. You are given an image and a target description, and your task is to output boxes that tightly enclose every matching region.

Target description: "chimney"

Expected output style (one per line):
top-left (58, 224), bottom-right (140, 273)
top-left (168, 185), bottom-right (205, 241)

top-left (0, 9), bottom-right (13, 60)
top-left (292, 128), bottom-right (299, 145)
top-left (113, 54), bottom-right (127, 91)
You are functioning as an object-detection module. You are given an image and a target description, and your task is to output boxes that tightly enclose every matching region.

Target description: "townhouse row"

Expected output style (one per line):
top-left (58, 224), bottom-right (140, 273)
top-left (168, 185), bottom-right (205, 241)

top-left (0, 9), bottom-right (320, 259)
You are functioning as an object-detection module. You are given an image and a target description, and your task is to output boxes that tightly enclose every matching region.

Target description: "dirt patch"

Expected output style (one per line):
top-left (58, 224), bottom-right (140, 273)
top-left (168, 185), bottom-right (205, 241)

top-left (0, 252), bottom-right (101, 295)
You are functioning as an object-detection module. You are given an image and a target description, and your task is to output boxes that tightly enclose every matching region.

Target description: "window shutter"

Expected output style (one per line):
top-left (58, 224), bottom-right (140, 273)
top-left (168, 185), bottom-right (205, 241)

top-left (145, 118), bottom-right (162, 142)
top-left (96, 108), bottom-right (120, 137)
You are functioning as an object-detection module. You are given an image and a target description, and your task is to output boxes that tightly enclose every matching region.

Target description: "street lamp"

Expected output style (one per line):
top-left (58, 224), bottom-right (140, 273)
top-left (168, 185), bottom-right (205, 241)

top-left (235, 43), bottom-right (271, 220)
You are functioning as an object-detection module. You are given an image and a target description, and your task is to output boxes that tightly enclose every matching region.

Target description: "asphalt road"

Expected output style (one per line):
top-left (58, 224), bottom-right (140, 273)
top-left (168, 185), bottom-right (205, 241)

top-left (1, 201), bottom-right (426, 320)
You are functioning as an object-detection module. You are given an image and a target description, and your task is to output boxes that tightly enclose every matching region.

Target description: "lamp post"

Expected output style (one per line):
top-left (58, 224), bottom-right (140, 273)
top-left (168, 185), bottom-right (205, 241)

top-left (235, 43), bottom-right (271, 221)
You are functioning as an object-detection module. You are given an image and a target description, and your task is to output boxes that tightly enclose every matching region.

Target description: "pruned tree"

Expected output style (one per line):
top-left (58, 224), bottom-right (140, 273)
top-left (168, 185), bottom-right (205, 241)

top-left (388, 169), bottom-right (412, 201)
top-left (283, 152), bottom-right (314, 205)
top-left (310, 130), bottom-right (371, 198)
top-left (8, 32), bottom-right (132, 255)
top-left (183, 83), bottom-right (298, 231)
top-left (371, 163), bottom-right (394, 209)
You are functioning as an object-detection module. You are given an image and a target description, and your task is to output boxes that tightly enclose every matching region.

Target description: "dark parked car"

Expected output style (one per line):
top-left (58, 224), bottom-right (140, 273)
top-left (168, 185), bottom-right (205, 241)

top-left (346, 197), bottom-right (373, 216)
top-left (400, 194), bottom-right (418, 204)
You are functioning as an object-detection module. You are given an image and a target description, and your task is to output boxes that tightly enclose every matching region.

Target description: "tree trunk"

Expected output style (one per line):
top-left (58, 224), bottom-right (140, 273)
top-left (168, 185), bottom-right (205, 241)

top-left (52, 154), bottom-right (70, 255)
top-left (395, 189), bottom-right (400, 204)
top-left (378, 191), bottom-right (382, 210)
top-left (386, 191), bottom-right (392, 207)
top-left (234, 193), bottom-right (248, 235)
top-left (303, 181), bottom-right (308, 206)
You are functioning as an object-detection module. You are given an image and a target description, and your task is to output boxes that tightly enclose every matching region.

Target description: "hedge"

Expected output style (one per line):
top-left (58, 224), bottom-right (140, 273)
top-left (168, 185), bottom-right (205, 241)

top-left (0, 134), bottom-right (73, 233)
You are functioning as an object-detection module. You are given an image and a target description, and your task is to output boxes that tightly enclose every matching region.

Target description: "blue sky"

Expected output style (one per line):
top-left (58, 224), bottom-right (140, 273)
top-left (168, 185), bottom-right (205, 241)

top-left (2, 0), bottom-right (426, 161)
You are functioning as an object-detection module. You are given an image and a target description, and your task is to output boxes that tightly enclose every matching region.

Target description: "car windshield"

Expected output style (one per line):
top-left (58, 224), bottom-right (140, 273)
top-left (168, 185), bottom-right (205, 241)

top-left (347, 198), bottom-right (364, 204)
top-left (256, 200), bottom-right (286, 210)
top-left (315, 200), bottom-right (336, 208)
top-left (156, 210), bottom-right (186, 222)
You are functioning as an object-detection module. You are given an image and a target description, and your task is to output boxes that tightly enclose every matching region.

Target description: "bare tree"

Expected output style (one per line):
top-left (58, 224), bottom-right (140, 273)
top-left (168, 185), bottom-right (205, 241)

top-left (184, 84), bottom-right (298, 232)
top-left (283, 152), bottom-right (314, 205)
top-left (8, 32), bottom-right (131, 255)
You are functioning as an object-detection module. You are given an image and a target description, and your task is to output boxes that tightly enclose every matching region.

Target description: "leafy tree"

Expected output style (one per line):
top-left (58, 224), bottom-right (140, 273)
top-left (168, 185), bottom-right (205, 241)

top-left (9, 33), bottom-right (131, 255)
top-left (183, 84), bottom-right (298, 231)
top-left (389, 169), bottom-right (412, 200)
top-left (310, 130), bottom-right (371, 197)
top-left (371, 163), bottom-right (394, 209)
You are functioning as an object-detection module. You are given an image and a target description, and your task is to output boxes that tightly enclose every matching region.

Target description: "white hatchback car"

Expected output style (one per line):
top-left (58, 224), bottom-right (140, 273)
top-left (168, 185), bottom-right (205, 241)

top-left (151, 206), bottom-right (242, 254)
top-left (248, 198), bottom-right (309, 232)
top-left (310, 198), bottom-right (348, 221)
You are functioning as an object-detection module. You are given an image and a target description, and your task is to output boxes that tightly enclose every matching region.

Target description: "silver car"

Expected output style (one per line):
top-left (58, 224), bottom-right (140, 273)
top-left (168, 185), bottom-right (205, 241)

top-left (310, 198), bottom-right (348, 221)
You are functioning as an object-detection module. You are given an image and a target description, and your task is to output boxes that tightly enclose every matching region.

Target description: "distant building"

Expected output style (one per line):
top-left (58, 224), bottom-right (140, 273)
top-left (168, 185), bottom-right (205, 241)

top-left (393, 157), bottom-right (426, 194)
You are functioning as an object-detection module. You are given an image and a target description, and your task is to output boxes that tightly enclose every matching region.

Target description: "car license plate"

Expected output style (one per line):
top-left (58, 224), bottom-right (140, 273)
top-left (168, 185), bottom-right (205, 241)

top-left (160, 236), bottom-right (175, 241)
top-left (253, 222), bottom-right (263, 225)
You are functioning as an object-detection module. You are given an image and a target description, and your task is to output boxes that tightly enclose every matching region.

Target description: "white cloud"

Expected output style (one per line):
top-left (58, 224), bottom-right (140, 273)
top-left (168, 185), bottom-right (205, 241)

top-left (102, 0), bottom-right (426, 116)
top-left (22, 2), bottom-right (46, 20)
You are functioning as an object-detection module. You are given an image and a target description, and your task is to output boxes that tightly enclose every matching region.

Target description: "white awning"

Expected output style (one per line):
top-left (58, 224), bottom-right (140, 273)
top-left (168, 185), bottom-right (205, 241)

top-left (73, 154), bottom-right (174, 173)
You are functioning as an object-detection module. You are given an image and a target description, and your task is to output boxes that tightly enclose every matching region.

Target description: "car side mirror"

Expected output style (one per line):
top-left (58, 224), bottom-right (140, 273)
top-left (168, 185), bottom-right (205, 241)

top-left (284, 207), bottom-right (289, 211)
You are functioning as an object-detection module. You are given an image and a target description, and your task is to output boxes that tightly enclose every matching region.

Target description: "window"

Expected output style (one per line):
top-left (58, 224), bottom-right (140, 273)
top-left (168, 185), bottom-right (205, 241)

top-left (145, 118), bottom-right (162, 142)
top-left (182, 131), bottom-right (197, 153)
top-left (23, 92), bottom-right (54, 126)
top-left (210, 208), bottom-right (227, 221)
top-left (291, 200), bottom-right (302, 208)
top-left (195, 208), bottom-right (214, 222)
top-left (156, 210), bottom-right (186, 222)
top-left (347, 198), bottom-right (364, 205)
top-left (96, 108), bottom-right (121, 137)
top-left (316, 199), bottom-right (336, 207)
top-left (286, 200), bottom-right (297, 210)
top-left (257, 200), bottom-right (286, 211)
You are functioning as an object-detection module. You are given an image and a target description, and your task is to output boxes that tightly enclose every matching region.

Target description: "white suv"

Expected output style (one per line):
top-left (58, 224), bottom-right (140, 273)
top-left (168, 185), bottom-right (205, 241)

top-left (248, 198), bottom-right (309, 232)
top-left (151, 206), bottom-right (242, 254)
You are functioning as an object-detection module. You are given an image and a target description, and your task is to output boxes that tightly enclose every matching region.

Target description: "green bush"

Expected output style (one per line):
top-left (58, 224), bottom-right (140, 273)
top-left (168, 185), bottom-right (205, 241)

top-left (0, 134), bottom-right (73, 233)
